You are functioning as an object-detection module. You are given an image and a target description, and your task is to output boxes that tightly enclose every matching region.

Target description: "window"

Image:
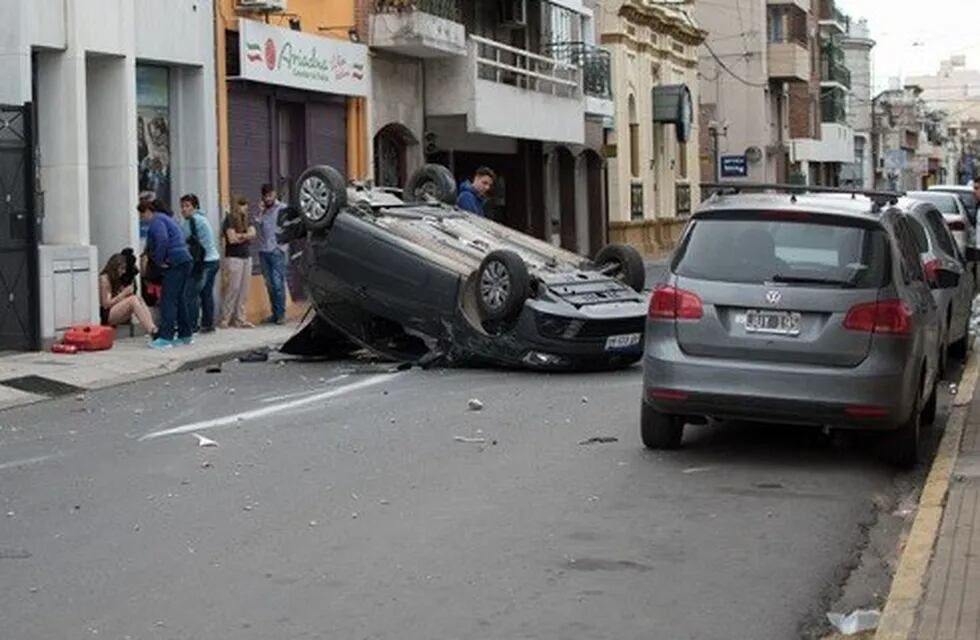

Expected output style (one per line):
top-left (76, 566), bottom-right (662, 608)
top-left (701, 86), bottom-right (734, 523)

top-left (893, 219), bottom-right (925, 283)
top-left (767, 7), bottom-right (786, 42)
top-left (923, 210), bottom-right (958, 257)
top-left (136, 65), bottom-right (171, 203)
top-left (673, 217), bottom-right (889, 287)
top-left (628, 95), bottom-right (640, 179)
top-left (678, 140), bottom-right (688, 179)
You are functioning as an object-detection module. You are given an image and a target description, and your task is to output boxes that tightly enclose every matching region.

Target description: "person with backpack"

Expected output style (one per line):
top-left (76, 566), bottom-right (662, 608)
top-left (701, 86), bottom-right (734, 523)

top-left (179, 194), bottom-right (220, 333)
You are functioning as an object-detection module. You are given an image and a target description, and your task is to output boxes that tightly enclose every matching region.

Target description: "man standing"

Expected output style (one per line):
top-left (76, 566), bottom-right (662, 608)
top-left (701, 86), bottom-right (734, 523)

top-left (139, 202), bottom-right (193, 349)
top-left (456, 167), bottom-right (495, 217)
top-left (179, 194), bottom-right (220, 333)
top-left (256, 184), bottom-right (287, 325)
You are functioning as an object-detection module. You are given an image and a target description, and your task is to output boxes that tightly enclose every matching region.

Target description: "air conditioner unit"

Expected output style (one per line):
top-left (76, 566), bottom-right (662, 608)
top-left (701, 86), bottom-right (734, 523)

top-left (237, 0), bottom-right (286, 12)
top-left (500, 0), bottom-right (527, 28)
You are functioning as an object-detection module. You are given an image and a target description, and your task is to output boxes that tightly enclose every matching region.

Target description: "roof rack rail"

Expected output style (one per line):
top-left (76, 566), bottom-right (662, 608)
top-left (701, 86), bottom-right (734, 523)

top-left (701, 182), bottom-right (903, 210)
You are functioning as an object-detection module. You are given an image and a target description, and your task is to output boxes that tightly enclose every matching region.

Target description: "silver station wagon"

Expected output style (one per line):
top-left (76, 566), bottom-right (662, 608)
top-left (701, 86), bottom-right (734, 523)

top-left (641, 185), bottom-right (973, 466)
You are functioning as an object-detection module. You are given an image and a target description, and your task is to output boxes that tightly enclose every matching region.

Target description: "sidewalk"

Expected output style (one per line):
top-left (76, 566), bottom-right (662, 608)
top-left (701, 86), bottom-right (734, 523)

top-left (0, 324), bottom-right (295, 412)
top-left (912, 383), bottom-right (980, 639)
top-left (875, 351), bottom-right (980, 640)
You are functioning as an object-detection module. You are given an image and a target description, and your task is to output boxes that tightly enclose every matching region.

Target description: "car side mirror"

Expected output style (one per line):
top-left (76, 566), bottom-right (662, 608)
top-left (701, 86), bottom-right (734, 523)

top-left (965, 247), bottom-right (980, 263)
top-left (934, 268), bottom-right (960, 290)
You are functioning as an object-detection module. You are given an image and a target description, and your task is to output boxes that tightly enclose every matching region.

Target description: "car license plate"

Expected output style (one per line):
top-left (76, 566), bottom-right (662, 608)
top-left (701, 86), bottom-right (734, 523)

top-left (605, 333), bottom-right (642, 351)
top-left (745, 310), bottom-right (802, 336)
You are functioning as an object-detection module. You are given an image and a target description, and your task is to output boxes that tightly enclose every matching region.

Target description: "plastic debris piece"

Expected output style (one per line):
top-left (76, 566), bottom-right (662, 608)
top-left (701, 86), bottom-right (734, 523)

top-left (468, 398), bottom-right (484, 411)
top-left (193, 433), bottom-right (219, 448)
top-left (579, 436), bottom-right (618, 445)
top-left (826, 609), bottom-right (880, 635)
top-left (75, 394), bottom-right (85, 402)
top-left (205, 365), bottom-right (222, 374)
top-left (681, 467), bottom-right (712, 474)
top-left (239, 349), bottom-right (269, 363)
top-left (454, 436), bottom-right (487, 444)
top-left (309, 520), bottom-right (318, 527)
top-left (380, 499), bottom-right (390, 505)
top-left (581, 396), bottom-right (589, 404)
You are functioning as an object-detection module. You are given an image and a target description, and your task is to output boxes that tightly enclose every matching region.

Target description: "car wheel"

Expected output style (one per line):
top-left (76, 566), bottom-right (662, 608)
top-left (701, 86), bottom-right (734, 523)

top-left (881, 391), bottom-right (920, 468)
top-left (404, 164), bottom-right (457, 205)
top-left (476, 250), bottom-right (530, 323)
top-left (949, 312), bottom-right (970, 359)
top-left (276, 206), bottom-right (306, 244)
top-left (294, 165), bottom-right (346, 232)
top-left (595, 244), bottom-right (646, 292)
top-left (640, 403), bottom-right (684, 449)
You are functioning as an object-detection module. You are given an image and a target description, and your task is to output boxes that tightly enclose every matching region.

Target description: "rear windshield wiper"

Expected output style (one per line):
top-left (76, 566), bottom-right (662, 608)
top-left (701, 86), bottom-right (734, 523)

top-left (770, 274), bottom-right (856, 288)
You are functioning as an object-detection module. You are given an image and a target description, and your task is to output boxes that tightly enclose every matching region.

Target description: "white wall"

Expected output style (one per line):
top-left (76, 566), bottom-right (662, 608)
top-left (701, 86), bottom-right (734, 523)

top-left (4, 0), bottom-right (218, 343)
top-left (372, 54), bottom-right (425, 179)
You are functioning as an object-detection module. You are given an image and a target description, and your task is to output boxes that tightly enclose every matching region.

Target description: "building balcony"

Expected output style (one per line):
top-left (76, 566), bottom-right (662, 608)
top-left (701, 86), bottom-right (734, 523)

top-left (425, 35), bottom-right (585, 144)
top-left (543, 41), bottom-right (614, 119)
top-left (820, 52), bottom-right (851, 88)
top-left (766, 0), bottom-right (811, 11)
top-left (768, 40), bottom-right (811, 82)
top-left (792, 123), bottom-right (855, 163)
top-left (369, 0), bottom-right (466, 59)
top-left (818, 5), bottom-right (849, 33)
top-left (821, 85), bottom-right (847, 124)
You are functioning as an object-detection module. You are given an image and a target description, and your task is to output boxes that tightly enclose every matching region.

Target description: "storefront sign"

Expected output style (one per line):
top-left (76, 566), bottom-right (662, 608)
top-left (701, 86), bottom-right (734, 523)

top-left (720, 155), bottom-right (748, 178)
top-left (239, 19), bottom-right (369, 97)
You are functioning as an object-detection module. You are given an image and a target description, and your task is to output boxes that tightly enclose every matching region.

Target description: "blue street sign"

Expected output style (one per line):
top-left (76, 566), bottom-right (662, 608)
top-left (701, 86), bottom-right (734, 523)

top-left (720, 155), bottom-right (748, 178)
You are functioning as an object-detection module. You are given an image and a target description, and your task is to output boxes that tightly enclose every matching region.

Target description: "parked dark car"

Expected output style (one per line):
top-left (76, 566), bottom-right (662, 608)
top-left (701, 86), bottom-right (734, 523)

top-left (641, 184), bottom-right (975, 466)
top-left (278, 164), bottom-right (650, 370)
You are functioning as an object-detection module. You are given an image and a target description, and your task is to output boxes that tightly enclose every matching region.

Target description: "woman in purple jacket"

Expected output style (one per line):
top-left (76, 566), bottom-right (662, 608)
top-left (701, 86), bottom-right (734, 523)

top-left (139, 202), bottom-right (194, 349)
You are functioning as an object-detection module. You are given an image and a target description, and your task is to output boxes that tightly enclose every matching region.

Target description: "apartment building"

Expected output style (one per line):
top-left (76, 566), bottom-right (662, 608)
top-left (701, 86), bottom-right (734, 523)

top-left (366, 0), bottom-right (613, 256)
top-left (839, 17), bottom-right (874, 188)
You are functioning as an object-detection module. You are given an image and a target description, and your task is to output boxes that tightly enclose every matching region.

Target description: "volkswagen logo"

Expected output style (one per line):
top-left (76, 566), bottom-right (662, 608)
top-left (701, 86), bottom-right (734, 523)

top-left (765, 290), bottom-right (782, 305)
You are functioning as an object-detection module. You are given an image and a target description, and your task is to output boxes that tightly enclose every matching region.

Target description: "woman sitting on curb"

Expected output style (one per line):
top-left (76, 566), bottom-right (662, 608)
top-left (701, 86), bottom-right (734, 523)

top-left (99, 251), bottom-right (158, 337)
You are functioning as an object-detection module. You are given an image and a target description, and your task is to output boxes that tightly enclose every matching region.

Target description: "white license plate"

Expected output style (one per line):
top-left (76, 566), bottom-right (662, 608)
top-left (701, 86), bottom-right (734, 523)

top-left (745, 310), bottom-right (802, 336)
top-left (605, 333), bottom-right (642, 351)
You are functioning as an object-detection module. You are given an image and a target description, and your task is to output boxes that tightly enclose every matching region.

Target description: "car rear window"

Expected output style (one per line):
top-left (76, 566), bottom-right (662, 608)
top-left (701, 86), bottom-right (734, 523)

top-left (910, 192), bottom-right (960, 215)
top-left (674, 217), bottom-right (890, 287)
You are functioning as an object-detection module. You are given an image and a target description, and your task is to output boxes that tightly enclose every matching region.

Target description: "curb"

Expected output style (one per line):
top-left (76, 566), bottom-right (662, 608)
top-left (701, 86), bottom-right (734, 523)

top-left (874, 350), bottom-right (979, 639)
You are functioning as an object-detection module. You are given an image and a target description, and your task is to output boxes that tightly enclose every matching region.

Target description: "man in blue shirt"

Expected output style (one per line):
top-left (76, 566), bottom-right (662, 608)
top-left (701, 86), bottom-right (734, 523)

top-left (140, 202), bottom-right (193, 349)
top-left (179, 194), bottom-right (221, 333)
top-left (255, 183), bottom-right (288, 324)
top-left (456, 167), bottom-right (495, 217)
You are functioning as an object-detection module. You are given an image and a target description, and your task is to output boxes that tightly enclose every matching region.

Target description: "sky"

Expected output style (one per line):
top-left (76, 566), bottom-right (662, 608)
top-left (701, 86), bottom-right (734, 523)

top-left (835, 0), bottom-right (979, 91)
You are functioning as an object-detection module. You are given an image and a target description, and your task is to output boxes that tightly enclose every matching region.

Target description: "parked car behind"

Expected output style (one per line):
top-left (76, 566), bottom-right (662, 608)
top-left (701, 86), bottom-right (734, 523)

top-left (642, 186), bottom-right (960, 466)
top-left (910, 190), bottom-right (976, 254)
top-left (900, 197), bottom-right (975, 368)
top-left (928, 184), bottom-right (979, 225)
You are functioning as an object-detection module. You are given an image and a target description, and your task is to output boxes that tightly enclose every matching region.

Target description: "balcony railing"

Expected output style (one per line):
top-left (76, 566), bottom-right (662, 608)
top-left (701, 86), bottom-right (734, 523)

top-left (821, 87), bottom-right (847, 124)
top-left (472, 35), bottom-right (580, 99)
top-left (821, 52), bottom-right (851, 88)
top-left (541, 42), bottom-right (612, 100)
top-left (372, 0), bottom-right (460, 22)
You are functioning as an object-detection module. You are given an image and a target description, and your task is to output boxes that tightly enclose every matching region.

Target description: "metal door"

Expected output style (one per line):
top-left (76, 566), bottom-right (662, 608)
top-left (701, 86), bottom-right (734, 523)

top-left (0, 104), bottom-right (38, 351)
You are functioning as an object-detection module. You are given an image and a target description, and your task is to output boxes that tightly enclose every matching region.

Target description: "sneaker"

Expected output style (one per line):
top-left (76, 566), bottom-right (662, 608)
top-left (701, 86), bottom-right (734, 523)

top-left (176, 336), bottom-right (194, 346)
top-left (149, 337), bottom-right (174, 350)
top-left (275, 317), bottom-right (286, 325)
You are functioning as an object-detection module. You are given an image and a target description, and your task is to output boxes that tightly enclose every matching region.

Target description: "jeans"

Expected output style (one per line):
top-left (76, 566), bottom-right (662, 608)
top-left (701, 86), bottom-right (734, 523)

top-left (259, 249), bottom-right (287, 321)
top-left (159, 261), bottom-right (193, 341)
top-left (185, 260), bottom-right (219, 330)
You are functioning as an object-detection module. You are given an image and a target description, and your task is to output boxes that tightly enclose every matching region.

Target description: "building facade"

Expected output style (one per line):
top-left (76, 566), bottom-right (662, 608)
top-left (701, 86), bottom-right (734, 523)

top-left (215, 0), bottom-right (369, 322)
top-left (366, 0), bottom-right (613, 256)
top-left (839, 17), bottom-right (874, 189)
top-left (0, 0), bottom-right (218, 350)
top-left (602, 0), bottom-right (705, 257)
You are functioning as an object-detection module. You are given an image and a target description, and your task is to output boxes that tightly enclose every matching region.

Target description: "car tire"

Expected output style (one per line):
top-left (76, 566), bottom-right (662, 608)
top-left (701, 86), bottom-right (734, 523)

top-left (276, 206), bottom-right (306, 244)
top-left (476, 250), bottom-right (530, 323)
top-left (595, 244), bottom-right (646, 292)
top-left (949, 312), bottom-right (970, 359)
top-left (640, 403), bottom-right (684, 449)
top-left (404, 164), bottom-right (457, 205)
top-left (881, 391), bottom-right (920, 468)
top-left (294, 165), bottom-right (346, 233)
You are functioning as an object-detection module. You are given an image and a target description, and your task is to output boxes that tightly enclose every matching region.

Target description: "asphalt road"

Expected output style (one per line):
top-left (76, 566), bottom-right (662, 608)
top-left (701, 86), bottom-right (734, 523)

top-left (0, 354), bottom-right (951, 640)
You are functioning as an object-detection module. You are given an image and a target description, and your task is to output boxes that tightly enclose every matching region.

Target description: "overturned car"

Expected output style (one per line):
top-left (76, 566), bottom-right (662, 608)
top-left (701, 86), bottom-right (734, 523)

top-left (278, 164), bottom-right (650, 370)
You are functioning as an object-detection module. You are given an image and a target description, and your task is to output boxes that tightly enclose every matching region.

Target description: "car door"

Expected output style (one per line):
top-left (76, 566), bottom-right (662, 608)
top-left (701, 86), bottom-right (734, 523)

top-left (890, 216), bottom-right (939, 392)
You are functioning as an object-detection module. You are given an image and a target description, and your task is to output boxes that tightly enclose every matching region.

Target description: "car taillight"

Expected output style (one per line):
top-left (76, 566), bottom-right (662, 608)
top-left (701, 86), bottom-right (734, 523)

top-left (923, 258), bottom-right (941, 285)
top-left (947, 218), bottom-right (965, 231)
top-left (843, 299), bottom-right (912, 335)
top-left (650, 285), bottom-right (703, 320)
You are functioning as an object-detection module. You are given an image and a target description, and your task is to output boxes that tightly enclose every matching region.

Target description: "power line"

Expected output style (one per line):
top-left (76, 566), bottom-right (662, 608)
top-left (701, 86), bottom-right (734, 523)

top-left (700, 40), bottom-right (769, 88)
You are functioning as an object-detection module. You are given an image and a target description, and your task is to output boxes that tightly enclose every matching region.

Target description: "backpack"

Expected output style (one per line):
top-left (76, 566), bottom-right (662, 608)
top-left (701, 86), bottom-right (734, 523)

top-left (187, 215), bottom-right (206, 275)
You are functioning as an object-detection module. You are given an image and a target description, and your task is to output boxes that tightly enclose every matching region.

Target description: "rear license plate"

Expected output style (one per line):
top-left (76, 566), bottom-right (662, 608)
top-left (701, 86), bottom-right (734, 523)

top-left (745, 310), bottom-right (802, 336)
top-left (605, 333), bottom-right (642, 351)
